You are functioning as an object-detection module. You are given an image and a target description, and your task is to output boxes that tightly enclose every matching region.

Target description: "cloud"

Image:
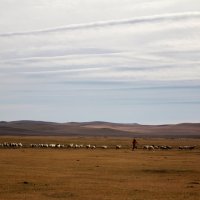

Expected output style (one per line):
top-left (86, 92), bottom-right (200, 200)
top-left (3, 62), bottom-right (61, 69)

top-left (0, 12), bottom-right (200, 37)
top-left (1, 1), bottom-right (200, 123)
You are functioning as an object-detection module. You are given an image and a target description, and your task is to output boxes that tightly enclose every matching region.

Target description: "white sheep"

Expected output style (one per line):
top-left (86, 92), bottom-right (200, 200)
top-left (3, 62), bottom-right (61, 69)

top-left (74, 144), bottom-right (79, 148)
top-left (30, 144), bottom-right (38, 148)
top-left (116, 145), bottom-right (122, 149)
top-left (18, 143), bottom-right (23, 148)
top-left (86, 144), bottom-right (91, 149)
top-left (179, 146), bottom-right (195, 150)
top-left (68, 144), bottom-right (74, 148)
top-left (49, 144), bottom-right (56, 148)
top-left (56, 144), bottom-right (61, 148)
top-left (159, 145), bottom-right (172, 150)
top-left (143, 145), bottom-right (154, 151)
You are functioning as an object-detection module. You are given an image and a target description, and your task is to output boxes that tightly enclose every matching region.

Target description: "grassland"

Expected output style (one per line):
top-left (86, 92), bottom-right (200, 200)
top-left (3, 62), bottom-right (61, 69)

top-left (0, 137), bottom-right (200, 200)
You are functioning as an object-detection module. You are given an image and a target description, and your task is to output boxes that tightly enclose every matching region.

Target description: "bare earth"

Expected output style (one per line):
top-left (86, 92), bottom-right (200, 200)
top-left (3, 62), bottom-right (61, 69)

top-left (0, 137), bottom-right (200, 200)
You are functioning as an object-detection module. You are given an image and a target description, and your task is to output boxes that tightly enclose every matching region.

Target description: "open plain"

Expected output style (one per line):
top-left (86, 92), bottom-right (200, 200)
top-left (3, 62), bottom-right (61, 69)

top-left (0, 136), bottom-right (200, 200)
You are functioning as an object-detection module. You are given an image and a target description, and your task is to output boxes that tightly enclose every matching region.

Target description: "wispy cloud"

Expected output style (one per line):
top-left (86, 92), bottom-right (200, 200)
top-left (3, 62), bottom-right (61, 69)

top-left (0, 12), bottom-right (200, 37)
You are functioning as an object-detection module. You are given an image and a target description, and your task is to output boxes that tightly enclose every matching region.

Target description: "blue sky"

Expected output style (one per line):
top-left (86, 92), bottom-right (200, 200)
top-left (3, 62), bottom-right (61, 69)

top-left (0, 0), bottom-right (200, 124)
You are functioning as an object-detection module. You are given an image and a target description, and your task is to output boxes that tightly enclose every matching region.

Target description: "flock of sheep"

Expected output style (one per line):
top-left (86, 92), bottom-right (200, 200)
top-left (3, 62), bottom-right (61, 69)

top-left (143, 145), bottom-right (196, 151)
top-left (0, 142), bottom-right (196, 150)
top-left (0, 142), bottom-right (109, 149)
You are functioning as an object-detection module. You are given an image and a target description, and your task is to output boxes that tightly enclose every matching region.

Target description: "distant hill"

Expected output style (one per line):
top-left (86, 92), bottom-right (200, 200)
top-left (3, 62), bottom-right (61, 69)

top-left (0, 121), bottom-right (200, 138)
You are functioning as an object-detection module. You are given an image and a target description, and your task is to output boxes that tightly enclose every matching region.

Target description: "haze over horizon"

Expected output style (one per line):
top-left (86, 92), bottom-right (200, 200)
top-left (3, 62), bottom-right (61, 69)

top-left (0, 0), bottom-right (200, 124)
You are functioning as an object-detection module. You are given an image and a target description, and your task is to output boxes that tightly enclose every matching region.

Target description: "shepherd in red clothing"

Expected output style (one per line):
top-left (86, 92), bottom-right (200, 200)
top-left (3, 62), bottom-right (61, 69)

top-left (132, 138), bottom-right (137, 151)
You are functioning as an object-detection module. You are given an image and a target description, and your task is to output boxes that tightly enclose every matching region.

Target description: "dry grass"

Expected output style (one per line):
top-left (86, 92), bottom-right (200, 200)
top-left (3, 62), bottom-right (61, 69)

top-left (0, 137), bottom-right (200, 200)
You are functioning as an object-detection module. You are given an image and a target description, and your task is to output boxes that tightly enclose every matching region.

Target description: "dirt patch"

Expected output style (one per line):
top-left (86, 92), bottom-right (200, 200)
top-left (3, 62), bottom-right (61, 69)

top-left (43, 192), bottom-right (76, 198)
top-left (142, 169), bottom-right (195, 174)
top-left (188, 181), bottom-right (200, 185)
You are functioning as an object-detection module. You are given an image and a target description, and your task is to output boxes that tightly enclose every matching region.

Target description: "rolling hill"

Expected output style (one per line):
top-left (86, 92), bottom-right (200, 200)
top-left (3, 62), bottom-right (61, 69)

top-left (0, 121), bottom-right (200, 138)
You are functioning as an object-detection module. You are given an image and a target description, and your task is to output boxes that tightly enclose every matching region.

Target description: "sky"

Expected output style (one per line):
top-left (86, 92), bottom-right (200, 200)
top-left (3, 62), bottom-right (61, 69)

top-left (0, 0), bottom-right (200, 124)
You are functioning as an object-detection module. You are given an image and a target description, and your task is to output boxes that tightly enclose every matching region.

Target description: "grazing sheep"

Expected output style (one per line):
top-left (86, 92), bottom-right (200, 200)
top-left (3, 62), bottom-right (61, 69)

top-left (18, 143), bottom-right (23, 148)
top-left (116, 145), bottom-right (122, 149)
top-left (91, 145), bottom-right (96, 149)
top-left (179, 146), bottom-right (195, 150)
top-left (3, 142), bottom-right (9, 147)
top-left (74, 144), bottom-right (79, 148)
top-left (159, 145), bottom-right (167, 150)
top-left (101, 145), bottom-right (108, 149)
top-left (143, 145), bottom-right (154, 151)
top-left (166, 146), bottom-right (172, 149)
top-left (10, 143), bottom-right (19, 147)
top-left (38, 144), bottom-right (45, 148)
top-left (30, 144), bottom-right (38, 148)
top-left (49, 144), bottom-right (56, 148)
top-left (39, 144), bottom-right (44, 148)
top-left (68, 144), bottom-right (74, 148)
top-left (86, 144), bottom-right (91, 149)
top-left (56, 144), bottom-right (61, 148)
top-left (159, 145), bottom-right (172, 150)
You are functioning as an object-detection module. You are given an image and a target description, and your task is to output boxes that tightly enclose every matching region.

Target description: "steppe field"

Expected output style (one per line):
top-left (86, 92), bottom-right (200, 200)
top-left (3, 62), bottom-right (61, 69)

top-left (0, 136), bottom-right (200, 200)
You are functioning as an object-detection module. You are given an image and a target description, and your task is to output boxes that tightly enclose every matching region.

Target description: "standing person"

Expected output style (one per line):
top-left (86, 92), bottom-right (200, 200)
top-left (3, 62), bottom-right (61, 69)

top-left (132, 138), bottom-right (137, 151)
